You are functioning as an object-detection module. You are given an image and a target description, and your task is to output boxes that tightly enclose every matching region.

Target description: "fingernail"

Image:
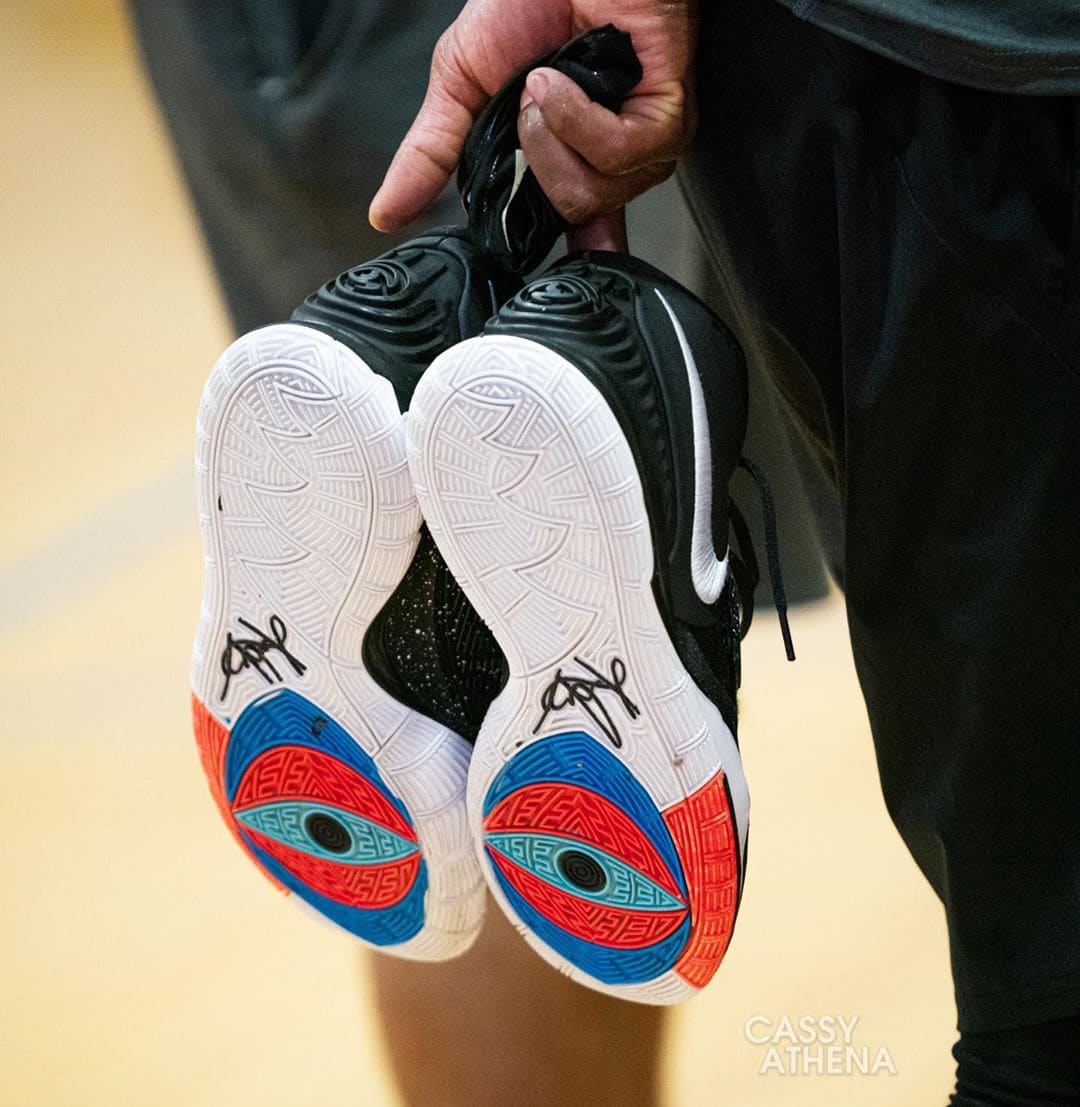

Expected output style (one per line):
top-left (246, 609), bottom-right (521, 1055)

top-left (520, 103), bottom-right (542, 132)
top-left (526, 70), bottom-right (549, 104)
top-left (368, 192), bottom-right (387, 231)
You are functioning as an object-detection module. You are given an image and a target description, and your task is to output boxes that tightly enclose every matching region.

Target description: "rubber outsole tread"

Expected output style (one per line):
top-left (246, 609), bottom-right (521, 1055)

top-left (192, 323), bottom-right (484, 960)
top-left (408, 335), bottom-right (749, 1001)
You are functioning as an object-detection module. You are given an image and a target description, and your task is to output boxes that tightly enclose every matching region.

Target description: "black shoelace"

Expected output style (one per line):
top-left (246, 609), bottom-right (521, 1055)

top-left (728, 457), bottom-right (796, 662)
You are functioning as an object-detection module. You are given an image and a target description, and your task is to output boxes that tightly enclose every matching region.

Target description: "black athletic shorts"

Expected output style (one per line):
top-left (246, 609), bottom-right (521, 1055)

top-left (680, 0), bottom-right (1080, 1031)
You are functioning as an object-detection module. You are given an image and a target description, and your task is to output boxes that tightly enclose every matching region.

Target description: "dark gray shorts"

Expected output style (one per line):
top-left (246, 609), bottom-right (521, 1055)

top-left (128, 0), bottom-right (466, 333)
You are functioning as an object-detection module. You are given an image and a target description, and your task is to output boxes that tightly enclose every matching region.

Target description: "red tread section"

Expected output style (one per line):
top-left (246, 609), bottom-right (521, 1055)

top-left (231, 744), bottom-right (416, 842)
top-left (242, 829), bottom-right (421, 909)
top-left (485, 782), bottom-right (682, 899)
top-left (191, 694), bottom-right (286, 893)
top-left (488, 848), bottom-right (687, 948)
top-left (665, 770), bottom-right (739, 988)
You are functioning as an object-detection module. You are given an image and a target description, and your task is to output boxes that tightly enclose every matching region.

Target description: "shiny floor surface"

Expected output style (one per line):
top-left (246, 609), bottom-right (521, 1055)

top-left (1, 3), bottom-right (955, 1104)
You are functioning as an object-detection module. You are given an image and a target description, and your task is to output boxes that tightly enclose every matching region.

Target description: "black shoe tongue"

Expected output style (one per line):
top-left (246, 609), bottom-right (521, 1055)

top-left (549, 24), bottom-right (642, 112)
top-left (456, 24), bottom-right (642, 276)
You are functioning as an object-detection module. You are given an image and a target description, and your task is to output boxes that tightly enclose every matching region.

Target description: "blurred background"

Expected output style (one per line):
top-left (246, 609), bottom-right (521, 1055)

top-left (2, 1), bottom-right (956, 1103)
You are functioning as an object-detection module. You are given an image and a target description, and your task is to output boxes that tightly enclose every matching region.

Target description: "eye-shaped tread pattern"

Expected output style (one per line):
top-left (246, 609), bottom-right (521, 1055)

top-left (203, 689), bottom-right (429, 944)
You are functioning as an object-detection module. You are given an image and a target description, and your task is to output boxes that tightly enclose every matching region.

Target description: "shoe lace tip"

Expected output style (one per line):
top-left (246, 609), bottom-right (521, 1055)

top-left (775, 599), bottom-right (796, 662)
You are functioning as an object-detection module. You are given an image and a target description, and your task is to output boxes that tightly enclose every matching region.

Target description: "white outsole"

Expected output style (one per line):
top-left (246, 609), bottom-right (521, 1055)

top-left (191, 323), bottom-right (483, 960)
top-left (408, 335), bottom-right (750, 1002)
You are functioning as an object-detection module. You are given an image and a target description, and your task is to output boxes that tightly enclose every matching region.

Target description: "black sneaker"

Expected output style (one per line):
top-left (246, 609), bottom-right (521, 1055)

top-left (191, 229), bottom-right (514, 960)
top-left (408, 252), bottom-right (778, 1000)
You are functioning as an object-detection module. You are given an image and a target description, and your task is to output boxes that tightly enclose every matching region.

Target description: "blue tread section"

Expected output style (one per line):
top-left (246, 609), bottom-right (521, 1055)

top-left (483, 732), bottom-right (690, 984)
top-left (224, 688), bottom-right (411, 827)
top-left (225, 688), bottom-right (426, 946)
top-left (482, 731), bottom-right (684, 893)
top-left (247, 836), bottom-right (428, 946)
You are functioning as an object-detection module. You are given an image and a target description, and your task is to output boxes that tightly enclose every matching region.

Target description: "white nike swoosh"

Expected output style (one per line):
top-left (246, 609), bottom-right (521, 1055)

top-left (501, 150), bottom-right (529, 250)
top-left (656, 290), bottom-right (729, 605)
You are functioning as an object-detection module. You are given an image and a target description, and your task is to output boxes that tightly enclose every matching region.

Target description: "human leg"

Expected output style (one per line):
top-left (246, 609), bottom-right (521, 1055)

top-left (371, 907), bottom-right (667, 1107)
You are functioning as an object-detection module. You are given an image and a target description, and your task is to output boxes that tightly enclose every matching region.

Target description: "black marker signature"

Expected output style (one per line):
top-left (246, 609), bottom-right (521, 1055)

top-left (534, 656), bottom-right (640, 749)
top-left (220, 614), bottom-right (306, 700)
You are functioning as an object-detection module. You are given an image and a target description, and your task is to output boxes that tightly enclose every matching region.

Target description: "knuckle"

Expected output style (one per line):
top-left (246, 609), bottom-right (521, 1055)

top-left (429, 25), bottom-right (477, 98)
top-left (430, 32), bottom-right (454, 78)
top-left (415, 130), bottom-right (458, 177)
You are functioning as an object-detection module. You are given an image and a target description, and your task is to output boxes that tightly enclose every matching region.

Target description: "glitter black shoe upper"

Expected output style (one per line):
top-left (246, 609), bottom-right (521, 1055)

top-left (482, 251), bottom-right (753, 734)
top-left (292, 228), bottom-right (517, 740)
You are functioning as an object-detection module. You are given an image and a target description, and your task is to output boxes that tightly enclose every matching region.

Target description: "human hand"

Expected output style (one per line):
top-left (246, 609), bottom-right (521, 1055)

top-left (369, 0), bottom-right (697, 247)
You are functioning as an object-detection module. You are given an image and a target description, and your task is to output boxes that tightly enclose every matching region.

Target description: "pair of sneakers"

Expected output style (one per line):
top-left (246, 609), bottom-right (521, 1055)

top-left (191, 226), bottom-right (765, 1004)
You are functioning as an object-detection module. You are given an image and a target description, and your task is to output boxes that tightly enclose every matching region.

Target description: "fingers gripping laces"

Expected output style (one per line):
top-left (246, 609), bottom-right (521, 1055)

top-left (729, 458), bottom-right (796, 662)
top-left (456, 25), bottom-right (642, 274)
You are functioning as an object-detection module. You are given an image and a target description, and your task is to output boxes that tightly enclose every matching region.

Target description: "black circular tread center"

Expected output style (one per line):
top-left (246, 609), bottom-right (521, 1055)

top-left (347, 259), bottom-right (409, 296)
top-left (558, 849), bottom-right (607, 892)
top-left (304, 812), bottom-right (352, 854)
top-left (517, 274), bottom-right (601, 314)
